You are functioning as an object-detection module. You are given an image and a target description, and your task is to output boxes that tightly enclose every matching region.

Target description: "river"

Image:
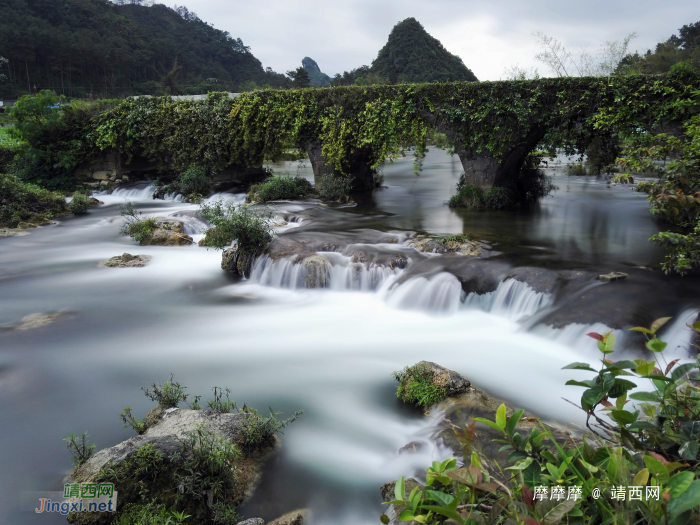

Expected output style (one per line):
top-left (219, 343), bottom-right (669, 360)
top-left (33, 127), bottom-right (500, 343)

top-left (1, 147), bottom-right (698, 524)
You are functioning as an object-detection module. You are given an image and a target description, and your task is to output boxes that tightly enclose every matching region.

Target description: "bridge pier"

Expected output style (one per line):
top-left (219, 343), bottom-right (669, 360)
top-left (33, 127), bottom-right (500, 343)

top-left (453, 126), bottom-right (546, 193)
top-left (305, 141), bottom-right (377, 192)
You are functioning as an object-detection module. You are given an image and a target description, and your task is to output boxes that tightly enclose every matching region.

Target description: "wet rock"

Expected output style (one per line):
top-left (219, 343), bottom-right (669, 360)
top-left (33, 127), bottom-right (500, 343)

top-left (418, 361), bottom-right (470, 399)
top-left (598, 271), bottom-right (628, 282)
top-left (236, 519), bottom-right (265, 525)
top-left (398, 441), bottom-right (425, 454)
top-left (408, 237), bottom-right (451, 254)
top-left (436, 385), bottom-right (574, 475)
top-left (0, 228), bottom-right (30, 237)
top-left (102, 253), bottom-right (152, 268)
top-left (301, 255), bottom-right (330, 288)
top-left (443, 258), bottom-right (510, 295)
top-left (140, 220), bottom-right (193, 246)
top-left (268, 509), bottom-right (308, 525)
top-left (0, 312), bottom-right (69, 331)
top-left (89, 197), bottom-right (103, 207)
top-left (66, 408), bottom-right (277, 525)
top-left (506, 266), bottom-right (560, 294)
top-left (222, 244), bottom-right (258, 278)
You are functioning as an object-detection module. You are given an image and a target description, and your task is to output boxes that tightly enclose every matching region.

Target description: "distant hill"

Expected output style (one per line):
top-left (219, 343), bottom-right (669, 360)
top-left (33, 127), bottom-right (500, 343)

top-left (302, 57), bottom-right (331, 87)
top-left (0, 0), bottom-right (289, 98)
top-left (371, 18), bottom-right (478, 83)
top-left (331, 17), bottom-right (477, 86)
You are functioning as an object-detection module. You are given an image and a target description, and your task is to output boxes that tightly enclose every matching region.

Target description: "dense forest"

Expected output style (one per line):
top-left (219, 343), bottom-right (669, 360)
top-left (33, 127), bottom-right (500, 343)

top-left (332, 18), bottom-right (478, 86)
top-left (0, 0), bottom-right (290, 99)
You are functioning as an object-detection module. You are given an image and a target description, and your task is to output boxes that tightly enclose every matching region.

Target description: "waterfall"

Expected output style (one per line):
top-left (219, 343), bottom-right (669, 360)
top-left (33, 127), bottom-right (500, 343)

top-left (659, 309), bottom-right (698, 361)
top-left (531, 322), bottom-right (622, 359)
top-left (463, 278), bottom-right (552, 321)
top-left (384, 272), bottom-right (463, 314)
top-left (101, 184), bottom-right (156, 200)
top-left (248, 254), bottom-right (402, 291)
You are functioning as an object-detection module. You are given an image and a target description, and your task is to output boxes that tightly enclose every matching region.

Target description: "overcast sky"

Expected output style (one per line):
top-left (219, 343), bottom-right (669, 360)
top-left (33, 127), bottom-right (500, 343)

top-left (178, 0), bottom-right (698, 80)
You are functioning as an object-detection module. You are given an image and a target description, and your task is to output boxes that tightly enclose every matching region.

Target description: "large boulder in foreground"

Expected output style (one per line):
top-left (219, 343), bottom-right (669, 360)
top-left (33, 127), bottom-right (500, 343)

top-left (65, 408), bottom-right (276, 525)
top-left (392, 361), bottom-right (574, 475)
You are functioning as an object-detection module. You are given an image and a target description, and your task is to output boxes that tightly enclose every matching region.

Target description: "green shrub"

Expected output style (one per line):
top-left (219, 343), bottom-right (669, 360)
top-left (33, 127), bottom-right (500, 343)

top-left (317, 172), bottom-right (353, 202)
top-left (0, 172), bottom-right (67, 227)
top-left (482, 187), bottom-right (515, 209)
top-left (118, 200), bottom-right (159, 244)
top-left (392, 363), bottom-right (447, 407)
top-left (199, 199), bottom-right (273, 252)
top-left (448, 183), bottom-right (483, 209)
top-left (160, 166), bottom-right (212, 202)
top-left (385, 319), bottom-right (700, 525)
top-left (246, 174), bottom-right (313, 202)
top-left (69, 192), bottom-right (91, 215)
top-left (565, 161), bottom-right (588, 175)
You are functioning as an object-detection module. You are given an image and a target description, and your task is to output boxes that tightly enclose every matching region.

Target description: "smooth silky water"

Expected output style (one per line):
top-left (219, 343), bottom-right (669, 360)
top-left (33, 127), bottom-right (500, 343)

top-left (1, 148), bottom-right (699, 524)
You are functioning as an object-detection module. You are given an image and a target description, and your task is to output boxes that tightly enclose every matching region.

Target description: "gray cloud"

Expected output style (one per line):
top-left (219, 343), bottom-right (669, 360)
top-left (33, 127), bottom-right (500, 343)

top-left (179, 0), bottom-right (698, 80)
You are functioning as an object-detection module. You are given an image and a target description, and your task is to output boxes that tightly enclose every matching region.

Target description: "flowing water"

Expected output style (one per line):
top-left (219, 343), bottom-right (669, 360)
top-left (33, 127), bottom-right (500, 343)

top-left (2, 148), bottom-right (699, 524)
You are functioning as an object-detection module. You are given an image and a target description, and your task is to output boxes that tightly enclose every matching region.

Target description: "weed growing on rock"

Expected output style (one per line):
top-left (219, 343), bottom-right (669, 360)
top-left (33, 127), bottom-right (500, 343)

top-left (175, 425), bottom-right (240, 503)
top-left (392, 363), bottom-right (447, 407)
top-left (238, 406), bottom-right (304, 451)
top-left (207, 386), bottom-right (237, 413)
top-left (119, 200), bottom-right (158, 244)
top-left (119, 406), bottom-right (147, 434)
top-left (115, 502), bottom-right (190, 525)
top-left (63, 431), bottom-right (95, 467)
top-left (246, 174), bottom-right (313, 203)
top-left (436, 234), bottom-right (471, 244)
top-left (142, 373), bottom-right (190, 408)
top-left (69, 192), bottom-right (91, 214)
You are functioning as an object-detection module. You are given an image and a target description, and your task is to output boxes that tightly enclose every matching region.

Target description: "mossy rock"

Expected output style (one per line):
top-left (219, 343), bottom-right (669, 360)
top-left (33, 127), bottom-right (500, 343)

top-left (393, 361), bottom-right (470, 408)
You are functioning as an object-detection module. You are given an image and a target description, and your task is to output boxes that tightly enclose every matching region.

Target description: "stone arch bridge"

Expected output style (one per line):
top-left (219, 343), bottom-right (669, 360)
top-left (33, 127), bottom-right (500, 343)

top-left (75, 74), bottom-right (696, 195)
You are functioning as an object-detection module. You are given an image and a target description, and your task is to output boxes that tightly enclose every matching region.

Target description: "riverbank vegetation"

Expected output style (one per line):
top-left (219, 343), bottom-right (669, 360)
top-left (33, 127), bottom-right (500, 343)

top-left (386, 319), bottom-right (700, 524)
top-left (0, 172), bottom-right (67, 228)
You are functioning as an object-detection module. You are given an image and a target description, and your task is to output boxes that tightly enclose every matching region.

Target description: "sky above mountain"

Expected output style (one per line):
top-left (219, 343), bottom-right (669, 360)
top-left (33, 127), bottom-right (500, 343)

top-left (179, 0), bottom-right (699, 81)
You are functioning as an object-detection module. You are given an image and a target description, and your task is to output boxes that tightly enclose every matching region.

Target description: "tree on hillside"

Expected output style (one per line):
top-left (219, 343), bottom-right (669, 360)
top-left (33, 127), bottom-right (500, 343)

top-left (616, 21), bottom-right (700, 75)
top-left (286, 67), bottom-right (310, 88)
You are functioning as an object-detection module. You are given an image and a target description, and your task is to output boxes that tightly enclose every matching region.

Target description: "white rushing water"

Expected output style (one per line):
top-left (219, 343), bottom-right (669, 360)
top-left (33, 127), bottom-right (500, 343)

top-left (3, 152), bottom-right (698, 524)
top-left (463, 278), bottom-right (553, 321)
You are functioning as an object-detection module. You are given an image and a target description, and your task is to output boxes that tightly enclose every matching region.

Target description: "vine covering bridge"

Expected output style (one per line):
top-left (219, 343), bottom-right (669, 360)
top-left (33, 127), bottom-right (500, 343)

top-left (48, 73), bottom-right (699, 196)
